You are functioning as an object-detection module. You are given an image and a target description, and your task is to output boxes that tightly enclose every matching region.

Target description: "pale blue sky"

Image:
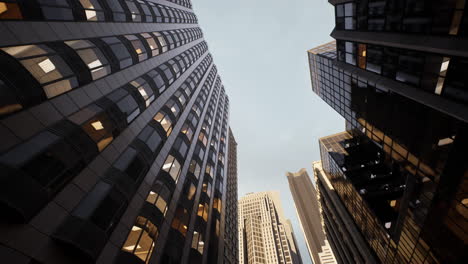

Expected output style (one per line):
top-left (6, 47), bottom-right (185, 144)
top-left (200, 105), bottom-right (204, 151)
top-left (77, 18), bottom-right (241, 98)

top-left (193, 1), bottom-right (343, 263)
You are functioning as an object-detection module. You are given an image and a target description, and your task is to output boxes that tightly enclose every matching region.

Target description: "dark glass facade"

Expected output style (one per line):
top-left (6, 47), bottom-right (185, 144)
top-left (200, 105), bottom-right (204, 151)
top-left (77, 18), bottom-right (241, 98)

top-left (0, 1), bottom-right (238, 264)
top-left (309, 1), bottom-right (468, 263)
top-left (223, 128), bottom-right (239, 264)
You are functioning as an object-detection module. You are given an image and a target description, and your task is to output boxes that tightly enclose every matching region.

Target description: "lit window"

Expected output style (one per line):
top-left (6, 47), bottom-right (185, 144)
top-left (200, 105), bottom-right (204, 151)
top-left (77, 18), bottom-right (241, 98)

top-left (121, 216), bottom-right (158, 263)
top-left (2, 44), bottom-right (77, 98)
top-left (0, 2), bottom-right (22, 19)
top-left (171, 207), bottom-right (190, 236)
top-left (154, 112), bottom-right (172, 136)
top-left (162, 155), bottom-right (181, 182)
top-left (65, 40), bottom-right (110, 80)
top-left (435, 57), bottom-right (451, 95)
top-left (125, 35), bottom-right (147, 61)
top-left (70, 106), bottom-right (115, 152)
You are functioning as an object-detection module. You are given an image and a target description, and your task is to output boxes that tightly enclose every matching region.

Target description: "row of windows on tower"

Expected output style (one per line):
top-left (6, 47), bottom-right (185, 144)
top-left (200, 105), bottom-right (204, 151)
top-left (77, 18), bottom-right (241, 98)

top-left (335, 0), bottom-right (468, 36)
top-left (336, 40), bottom-right (468, 105)
top-left (51, 52), bottom-right (228, 263)
top-left (120, 73), bottom-right (228, 263)
top-left (0, 0), bottom-right (197, 23)
top-left (0, 27), bottom-right (204, 118)
top-left (165, 0), bottom-right (192, 9)
top-left (0, 42), bottom-right (210, 226)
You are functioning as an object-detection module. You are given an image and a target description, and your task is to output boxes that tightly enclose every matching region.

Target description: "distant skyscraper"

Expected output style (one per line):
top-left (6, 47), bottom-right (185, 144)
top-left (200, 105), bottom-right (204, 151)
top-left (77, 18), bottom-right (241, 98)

top-left (223, 128), bottom-right (239, 264)
top-left (287, 168), bottom-right (337, 264)
top-left (239, 191), bottom-right (303, 264)
top-left (0, 1), bottom-right (238, 264)
top-left (308, 1), bottom-right (468, 263)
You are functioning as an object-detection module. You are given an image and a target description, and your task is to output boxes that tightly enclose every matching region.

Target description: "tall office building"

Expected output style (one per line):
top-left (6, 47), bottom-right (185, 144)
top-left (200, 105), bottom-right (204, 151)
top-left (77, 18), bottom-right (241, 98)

top-left (238, 191), bottom-right (303, 264)
top-left (308, 1), bottom-right (468, 263)
top-left (0, 1), bottom-right (238, 264)
top-left (287, 169), bottom-right (337, 264)
top-left (223, 128), bottom-right (239, 264)
top-left (313, 160), bottom-right (379, 264)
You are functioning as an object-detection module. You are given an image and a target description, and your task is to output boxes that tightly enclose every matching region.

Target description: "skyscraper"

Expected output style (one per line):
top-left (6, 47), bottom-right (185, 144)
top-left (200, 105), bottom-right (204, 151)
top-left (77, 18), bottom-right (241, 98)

top-left (287, 168), bottom-right (337, 264)
top-left (238, 191), bottom-right (303, 264)
top-left (223, 128), bottom-right (239, 264)
top-left (308, 1), bottom-right (468, 263)
top-left (313, 159), bottom-right (379, 264)
top-left (0, 1), bottom-right (237, 264)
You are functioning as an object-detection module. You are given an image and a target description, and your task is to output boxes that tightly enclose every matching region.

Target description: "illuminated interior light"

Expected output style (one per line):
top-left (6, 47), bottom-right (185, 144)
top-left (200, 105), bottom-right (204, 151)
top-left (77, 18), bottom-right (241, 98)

top-left (385, 222), bottom-right (392, 229)
top-left (136, 48), bottom-right (142, 54)
top-left (88, 59), bottom-right (103, 71)
top-left (123, 245), bottom-right (141, 251)
top-left (131, 226), bottom-right (142, 231)
top-left (390, 200), bottom-right (397, 207)
top-left (91, 121), bottom-right (104, 130)
top-left (440, 60), bottom-right (450, 72)
top-left (163, 163), bottom-right (172, 170)
top-left (85, 10), bottom-right (97, 20)
top-left (138, 87), bottom-right (148, 98)
top-left (38, 58), bottom-right (56, 73)
top-left (0, 104), bottom-right (23, 115)
top-left (438, 137), bottom-right (454, 146)
top-left (0, 3), bottom-right (7, 14)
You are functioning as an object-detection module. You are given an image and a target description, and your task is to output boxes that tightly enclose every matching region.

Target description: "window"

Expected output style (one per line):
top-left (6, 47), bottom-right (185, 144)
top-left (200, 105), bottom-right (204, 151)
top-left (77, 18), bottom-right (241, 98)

top-left (171, 206), bottom-right (190, 236)
top-left (101, 37), bottom-right (133, 69)
top-left (213, 197), bottom-right (222, 213)
top-left (0, 129), bottom-right (85, 196)
top-left (71, 105), bottom-right (116, 152)
top-left (113, 147), bottom-right (146, 182)
top-left (0, 76), bottom-right (23, 117)
top-left (153, 32), bottom-right (168, 52)
top-left (125, 0), bottom-right (141, 22)
top-left (0, 2), bottom-right (22, 19)
top-left (130, 77), bottom-right (155, 107)
top-left (198, 132), bottom-right (208, 146)
top-left (105, 0), bottom-right (126, 21)
top-left (79, 0), bottom-right (104, 21)
top-left (121, 216), bottom-right (158, 263)
top-left (125, 35), bottom-right (148, 62)
top-left (183, 179), bottom-right (196, 201)
top-left (1, 44), bottom-right (78, 98)
top-left (175, 90), bottom-right (187, 106)
top-left (197, 202), bottom-right (209, 222)
top-left (358, 43), bottom-right (367, 69)
top-left (145, 181), bottom-right (170, 215)
top-left (107, 88), bottom-right (140, 123)
top-left (162, 155), bottom-right (181, 182)
top-left (73, 181), bottom-right (127, 234)
top-left (140, 33), bottom-right (160, 57)
top-left (65, 40), bottom-right (110, 80)
top-left (202, 180), bottom-right (211, 198)
top-left (188, 160), bottom-right (201, 179)
top-left (147, 70), bottom-right (166, 93)
top-left (165, 99), bottom-right (181, 117)
top-left (154, 112), bottom-right (173, 136)
top-left (181, 124), bottom-right (194, 142)
top-left (38, 1), bottom-right (74, 21)
top-left (191, 230), bottom-right (204, 254)
top-left (137, 126), bottom-right (162, 153)
top-left (205, 164), bottom-right (213, 178)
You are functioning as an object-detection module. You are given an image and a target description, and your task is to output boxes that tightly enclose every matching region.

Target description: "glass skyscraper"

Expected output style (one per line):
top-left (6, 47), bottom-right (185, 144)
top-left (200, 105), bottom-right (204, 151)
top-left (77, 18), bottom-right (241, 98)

top-left (0, 1), bottom-right (237, 264)
top-left (308, 1), bottom-right (468, 263)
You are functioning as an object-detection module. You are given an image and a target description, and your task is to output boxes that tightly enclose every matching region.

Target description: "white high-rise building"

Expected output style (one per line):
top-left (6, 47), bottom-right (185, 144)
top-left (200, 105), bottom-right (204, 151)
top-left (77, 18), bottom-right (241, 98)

top-left (238, 191), bottom-right (302, 264)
